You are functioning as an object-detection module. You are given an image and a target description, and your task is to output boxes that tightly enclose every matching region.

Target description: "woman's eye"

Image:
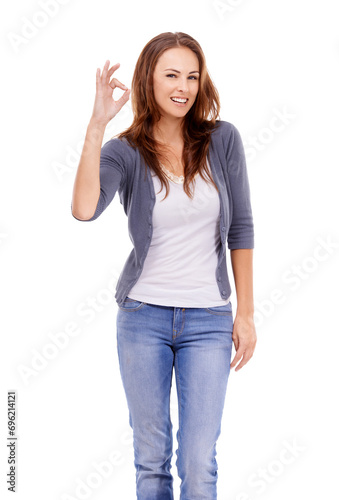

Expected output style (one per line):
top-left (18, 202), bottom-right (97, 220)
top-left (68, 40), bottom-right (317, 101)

top-left (166, 74), bottom-right (198, 80)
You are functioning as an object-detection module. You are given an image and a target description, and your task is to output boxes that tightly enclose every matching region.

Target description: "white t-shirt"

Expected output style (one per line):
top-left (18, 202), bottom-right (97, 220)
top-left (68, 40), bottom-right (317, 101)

top-left (128, 159), bottom-right (231, 307)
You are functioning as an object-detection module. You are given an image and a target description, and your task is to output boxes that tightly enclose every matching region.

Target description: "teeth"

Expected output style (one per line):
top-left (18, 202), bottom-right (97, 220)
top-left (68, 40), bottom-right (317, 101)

top-left (171, 97), bottom-right (188, 103)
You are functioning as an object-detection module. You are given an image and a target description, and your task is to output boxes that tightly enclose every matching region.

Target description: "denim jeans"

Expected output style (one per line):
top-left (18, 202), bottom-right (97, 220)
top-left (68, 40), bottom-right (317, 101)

top-left (116, 297), bottom-right (234, 500)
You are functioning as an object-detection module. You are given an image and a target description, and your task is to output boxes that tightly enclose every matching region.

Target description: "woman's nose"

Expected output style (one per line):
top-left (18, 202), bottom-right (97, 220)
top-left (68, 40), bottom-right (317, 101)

top-left (176, 78), bottom-right (189, 92)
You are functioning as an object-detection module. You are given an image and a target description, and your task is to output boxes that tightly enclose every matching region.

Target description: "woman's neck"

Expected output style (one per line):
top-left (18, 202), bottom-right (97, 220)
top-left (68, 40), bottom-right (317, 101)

top-left (152, 119), bottom-right (184, 147)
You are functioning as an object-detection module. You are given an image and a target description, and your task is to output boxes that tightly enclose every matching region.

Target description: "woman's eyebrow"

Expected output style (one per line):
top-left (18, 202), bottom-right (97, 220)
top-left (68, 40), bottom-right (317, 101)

top-left (163, 68), bottom-right (200, 74)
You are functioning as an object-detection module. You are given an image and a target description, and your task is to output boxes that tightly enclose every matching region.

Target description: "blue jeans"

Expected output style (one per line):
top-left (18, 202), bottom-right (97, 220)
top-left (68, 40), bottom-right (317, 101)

top-left (116, 297), bottom-right (234, 500)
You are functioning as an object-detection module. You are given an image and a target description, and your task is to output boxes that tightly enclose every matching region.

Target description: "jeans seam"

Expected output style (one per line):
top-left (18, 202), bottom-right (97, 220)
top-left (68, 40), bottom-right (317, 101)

top-left (175, 353), bottom-right (182, 479)
top-left (172, 308), bottom-right (185, 340)
top-left (118, 302), bottom-right (146, 312)
top-left (177, 308), bottom-right (185, 338)
top-left (203, 308), bottom-right (232, 316)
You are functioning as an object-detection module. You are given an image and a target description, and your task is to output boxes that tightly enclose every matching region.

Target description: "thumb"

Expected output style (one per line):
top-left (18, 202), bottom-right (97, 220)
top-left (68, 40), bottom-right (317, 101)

top-left (116, 88), bottom-right (131, 109)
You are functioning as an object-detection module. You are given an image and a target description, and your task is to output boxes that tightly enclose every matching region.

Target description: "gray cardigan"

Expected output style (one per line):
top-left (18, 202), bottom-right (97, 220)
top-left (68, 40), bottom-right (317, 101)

top-left (71, 120), bottom-right (254, 306)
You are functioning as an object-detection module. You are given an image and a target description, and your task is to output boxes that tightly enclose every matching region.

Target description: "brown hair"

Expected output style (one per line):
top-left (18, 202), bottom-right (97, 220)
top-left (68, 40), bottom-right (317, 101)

top-left (115, 31), bottom-right (221, 200)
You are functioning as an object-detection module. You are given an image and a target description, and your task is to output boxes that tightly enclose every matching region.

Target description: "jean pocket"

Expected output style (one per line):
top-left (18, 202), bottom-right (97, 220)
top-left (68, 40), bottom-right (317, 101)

top-left (204, 302), bottom-right (233, 315)
top-left (118, 296), bottom-right (147, 312)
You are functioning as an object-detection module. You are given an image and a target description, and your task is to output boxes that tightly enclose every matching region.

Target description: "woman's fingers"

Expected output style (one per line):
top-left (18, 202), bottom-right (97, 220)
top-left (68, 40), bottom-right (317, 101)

top-left (93, 60), bottom-right (129, 120)
top-left (97, 61), bottom-right (117, 81)
top-left (107, 63), bottom-right (120, 78)
top-left (230, 332), bottom-right (256, 370)
top-left (109, 77), bottom-right (128, 91)
top-left (101, 60), bottom-right (110, 80)
top-left (95, 68), bottom-right (100, 88)
top-left (103, 61), bottom-right (121, 82)
top-left (115, 88), bottom-right (131, 107)
top-left (97, 62), bottom-right (128, 92)
top-left (230, 347), bottom-right (243, 369)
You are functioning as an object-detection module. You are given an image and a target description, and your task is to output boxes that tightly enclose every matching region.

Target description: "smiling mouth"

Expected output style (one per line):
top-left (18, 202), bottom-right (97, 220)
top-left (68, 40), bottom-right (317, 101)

top-left (170, 97), bottom-right (189, 105)
top-left (171, 97), bottom-right (188, 108)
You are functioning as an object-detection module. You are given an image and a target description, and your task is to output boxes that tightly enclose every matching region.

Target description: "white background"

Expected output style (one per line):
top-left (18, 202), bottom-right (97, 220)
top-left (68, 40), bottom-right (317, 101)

top-left (1, 0), bottom-right (338, 498)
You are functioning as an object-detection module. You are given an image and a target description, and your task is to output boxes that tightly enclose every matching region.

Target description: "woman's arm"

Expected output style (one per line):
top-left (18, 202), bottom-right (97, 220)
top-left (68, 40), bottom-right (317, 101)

top-left (230, 248), bottom-right (257, 371)
top-left (224, 123), bottom-right (256, 371)
top-left (230, 248), bottom-right (254, 316)
top-left (71, 60), bottom-right (130, 221)
top-left (71, 118), bottom-right (106, 220)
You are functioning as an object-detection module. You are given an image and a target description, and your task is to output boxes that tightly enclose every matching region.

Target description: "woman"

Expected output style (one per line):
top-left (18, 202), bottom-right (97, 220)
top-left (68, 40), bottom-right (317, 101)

top-left (71, 32), bottom-right (256, 500)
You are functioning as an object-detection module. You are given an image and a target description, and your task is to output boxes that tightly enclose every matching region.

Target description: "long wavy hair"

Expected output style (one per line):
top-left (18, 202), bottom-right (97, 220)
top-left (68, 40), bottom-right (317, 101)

top-left (115, 32), bottom-right (221, 200)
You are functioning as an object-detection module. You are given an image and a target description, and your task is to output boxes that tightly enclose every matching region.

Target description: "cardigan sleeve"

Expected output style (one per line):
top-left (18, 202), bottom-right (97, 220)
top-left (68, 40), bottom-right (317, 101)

top-left (226, 124), bottom-right (254, 249)
top-left (71, 138), bottom-right (126, 222)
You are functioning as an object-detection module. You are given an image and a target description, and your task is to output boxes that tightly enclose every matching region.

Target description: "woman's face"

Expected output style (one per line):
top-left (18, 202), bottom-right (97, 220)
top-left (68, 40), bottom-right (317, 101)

top-left (152, 47), bottom-right (200, 121)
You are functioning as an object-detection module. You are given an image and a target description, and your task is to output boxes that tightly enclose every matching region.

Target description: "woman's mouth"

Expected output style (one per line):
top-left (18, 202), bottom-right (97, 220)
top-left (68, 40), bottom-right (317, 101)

top-left (170, 97), bottom-right (188, 107)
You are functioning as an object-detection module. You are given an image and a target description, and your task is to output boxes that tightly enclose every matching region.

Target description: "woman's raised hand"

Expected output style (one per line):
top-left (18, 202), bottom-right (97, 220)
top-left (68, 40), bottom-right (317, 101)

top-left (91, 60), bottom-right (130, 126)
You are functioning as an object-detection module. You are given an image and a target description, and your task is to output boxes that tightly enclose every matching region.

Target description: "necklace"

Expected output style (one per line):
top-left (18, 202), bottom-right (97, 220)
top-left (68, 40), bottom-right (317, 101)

top-left (159, 163), bottom-right (199, 184)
